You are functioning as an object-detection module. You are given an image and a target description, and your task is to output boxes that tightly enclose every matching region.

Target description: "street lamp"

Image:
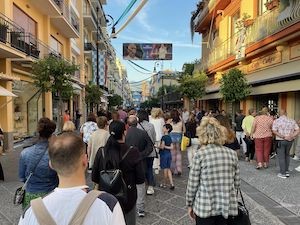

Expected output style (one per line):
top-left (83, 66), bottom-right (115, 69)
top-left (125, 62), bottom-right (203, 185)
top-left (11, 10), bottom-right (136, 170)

top-left (153, 61), bottom-right (164, 110)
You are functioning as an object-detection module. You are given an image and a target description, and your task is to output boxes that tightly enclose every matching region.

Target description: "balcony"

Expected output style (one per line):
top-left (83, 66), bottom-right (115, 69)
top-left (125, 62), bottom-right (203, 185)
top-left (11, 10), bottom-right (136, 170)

top-left (83, 1), bottom-right (97, 31)
top-left (50, 0), bottom-right (80, 38)
top-left (0, 13), bottom-right (29, 58)
top-left (29, 0), bottom-right (62, 17)
top-left (246, 7), bottom-right (300, 49)
top-left (202, 5), bottom-right (300, 70)
top-left (84, 42), bottom-right (96, 59)
top-left (193, 0), bottom-right (231, 33)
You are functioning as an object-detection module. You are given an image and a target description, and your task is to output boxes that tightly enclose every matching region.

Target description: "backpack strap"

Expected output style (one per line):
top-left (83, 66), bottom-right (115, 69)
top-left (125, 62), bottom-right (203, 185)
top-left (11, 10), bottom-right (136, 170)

top-left (68, 190), bottom-right (102, 225)
top-left (31, 197), bottom-right (57, 225)
top-left (31, 191), bottom-right (102, 225)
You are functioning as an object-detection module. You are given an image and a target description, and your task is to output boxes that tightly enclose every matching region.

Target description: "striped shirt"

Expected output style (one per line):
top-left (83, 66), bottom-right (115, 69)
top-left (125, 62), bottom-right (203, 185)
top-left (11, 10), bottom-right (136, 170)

top-left (186, 144), bottom-right (240, 219)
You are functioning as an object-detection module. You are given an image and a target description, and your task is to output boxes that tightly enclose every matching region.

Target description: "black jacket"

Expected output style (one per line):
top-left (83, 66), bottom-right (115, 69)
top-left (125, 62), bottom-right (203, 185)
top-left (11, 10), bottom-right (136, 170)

top-left (125, 126), bottom-right (153, 158)
top-left (92, 143), bottom-right (145, 213)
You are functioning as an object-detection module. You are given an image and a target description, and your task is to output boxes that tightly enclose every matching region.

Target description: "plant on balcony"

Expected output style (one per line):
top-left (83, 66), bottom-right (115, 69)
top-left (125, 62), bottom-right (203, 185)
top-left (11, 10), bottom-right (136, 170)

top-left (220, 68), bottom-right (251, 120)
top-left (265, 0), bottom-right (280, 10)
top-left (85, 83), bottom-right (102, 112)
top-left (32, 55), bottom-right (78, 130)
top-left (241, 13), bottom-right (254, 27)
top-left (179, 70), bottom-right (208, 103)
top-left (0, 22), bottom-right (8, 43)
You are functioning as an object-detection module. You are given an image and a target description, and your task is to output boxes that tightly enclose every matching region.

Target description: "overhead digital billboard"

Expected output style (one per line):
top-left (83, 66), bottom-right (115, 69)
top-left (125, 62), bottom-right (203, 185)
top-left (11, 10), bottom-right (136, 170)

top-left (123, 43), bottom-right (172, 60)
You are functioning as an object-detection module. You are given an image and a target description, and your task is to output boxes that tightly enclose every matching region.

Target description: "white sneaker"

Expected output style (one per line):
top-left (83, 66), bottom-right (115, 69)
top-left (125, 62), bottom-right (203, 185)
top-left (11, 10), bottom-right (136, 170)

top-left (293, 155), bottom-right (300, 160)
top-left (277, 173), bottom-right (287, 179)
top-left (146, 186), bottom-right (154, 195)
top-left (295, 166), bottom-right (300, 172)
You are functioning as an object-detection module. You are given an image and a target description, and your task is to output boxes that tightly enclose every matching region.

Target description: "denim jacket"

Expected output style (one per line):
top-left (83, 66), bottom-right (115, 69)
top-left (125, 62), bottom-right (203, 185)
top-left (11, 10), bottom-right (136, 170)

top-left (19, 140), bottom-right (58, 193)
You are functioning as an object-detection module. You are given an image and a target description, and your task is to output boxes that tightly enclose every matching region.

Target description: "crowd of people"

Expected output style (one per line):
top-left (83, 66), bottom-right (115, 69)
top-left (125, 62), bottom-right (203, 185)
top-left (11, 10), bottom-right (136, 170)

top-left (10, 105), bottom-right (300, 224)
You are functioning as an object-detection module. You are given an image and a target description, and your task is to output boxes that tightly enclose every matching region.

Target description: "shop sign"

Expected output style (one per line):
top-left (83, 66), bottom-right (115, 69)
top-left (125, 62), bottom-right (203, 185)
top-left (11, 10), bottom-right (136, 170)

top-left (248, 52), bottom-right (281, 72)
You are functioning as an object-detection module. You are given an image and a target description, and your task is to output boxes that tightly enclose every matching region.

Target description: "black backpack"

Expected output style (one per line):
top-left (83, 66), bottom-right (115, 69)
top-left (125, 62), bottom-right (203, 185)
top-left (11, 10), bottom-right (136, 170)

top-left (98, 146), bottom-right (132, 204)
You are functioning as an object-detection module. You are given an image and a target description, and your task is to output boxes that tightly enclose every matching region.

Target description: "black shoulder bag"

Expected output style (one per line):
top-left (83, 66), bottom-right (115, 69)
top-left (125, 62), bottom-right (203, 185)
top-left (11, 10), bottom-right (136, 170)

top-left (13, 147), bottom-right (47, 205)
top-left (98, 146), bottom-right (133, 204)
top-left (138, 122), bottom-right (158, 158)
top-left (227, 188), bottom-right (251, 225)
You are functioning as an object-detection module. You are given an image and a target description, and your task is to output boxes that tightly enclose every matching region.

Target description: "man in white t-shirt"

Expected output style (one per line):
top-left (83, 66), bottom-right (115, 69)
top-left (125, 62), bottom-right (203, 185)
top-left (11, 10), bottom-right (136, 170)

top-left (19, 133), bottom-right (125, 225)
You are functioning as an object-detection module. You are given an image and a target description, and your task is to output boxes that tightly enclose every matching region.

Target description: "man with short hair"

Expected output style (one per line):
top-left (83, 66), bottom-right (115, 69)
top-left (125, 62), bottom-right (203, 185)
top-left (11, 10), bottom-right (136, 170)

top-left (19, 133), bottom-right (125, 225)
top-left (126, 115), bottom-right (152, 217)
top-left (272, 109), bottom-right (299, 178)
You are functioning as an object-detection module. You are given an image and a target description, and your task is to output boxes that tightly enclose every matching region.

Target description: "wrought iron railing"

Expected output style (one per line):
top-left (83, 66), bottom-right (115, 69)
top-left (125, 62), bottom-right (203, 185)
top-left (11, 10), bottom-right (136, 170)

top-left (84, 42), bottom-right (96, 51)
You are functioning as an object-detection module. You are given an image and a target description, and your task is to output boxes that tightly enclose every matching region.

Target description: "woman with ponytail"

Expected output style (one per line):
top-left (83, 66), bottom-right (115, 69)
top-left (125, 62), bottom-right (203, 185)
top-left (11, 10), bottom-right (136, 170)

top-left (92, 120), bottom-right (145, 225)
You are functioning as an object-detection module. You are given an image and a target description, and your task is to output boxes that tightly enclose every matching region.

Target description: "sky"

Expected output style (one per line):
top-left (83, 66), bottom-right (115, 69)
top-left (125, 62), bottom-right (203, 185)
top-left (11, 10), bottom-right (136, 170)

top-left (104, 0), bottom-right (202, 88)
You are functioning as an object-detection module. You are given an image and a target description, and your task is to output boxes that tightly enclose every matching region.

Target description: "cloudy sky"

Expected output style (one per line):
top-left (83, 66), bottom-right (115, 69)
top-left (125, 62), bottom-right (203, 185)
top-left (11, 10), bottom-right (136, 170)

top-left (104, 0), bottom-right (201, 86)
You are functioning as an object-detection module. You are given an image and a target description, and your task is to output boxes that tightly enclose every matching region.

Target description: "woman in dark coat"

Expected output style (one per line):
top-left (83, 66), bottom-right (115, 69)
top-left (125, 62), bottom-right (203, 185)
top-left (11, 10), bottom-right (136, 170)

top-left (92, 120), bottom-right (145, 225)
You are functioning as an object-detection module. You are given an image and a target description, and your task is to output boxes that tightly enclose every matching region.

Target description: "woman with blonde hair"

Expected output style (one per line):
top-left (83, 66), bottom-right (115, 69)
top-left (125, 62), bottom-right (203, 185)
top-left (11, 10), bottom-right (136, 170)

top-left (62, 121), bottom-right (76, 132)
top-left (186, 117), bottom-right (240, 224)
top-left (251, 107), bottom-right (273, 169)
top-left (149, 108), bottom-right (165, 173)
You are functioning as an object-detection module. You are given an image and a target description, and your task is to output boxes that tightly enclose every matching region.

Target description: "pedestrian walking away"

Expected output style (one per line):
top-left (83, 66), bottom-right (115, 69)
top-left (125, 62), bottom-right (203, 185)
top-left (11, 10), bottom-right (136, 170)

top-left (19, 132), bottom-right (126, 225)
top-left (251, 107), bottom-right (274, 169)
top-left (158, 124), bottom-right (174, 190)
top-left (169, 109), bottom-right (185, 175)
top-left (92, 120), bottom-right (144, 225)
top-left (186, 117), bottom-right (240, 225)
top-left (18, 118), bottom-right (58, 209)
top-left (126, 115), bottom-right (152, 218)
top-left (242, 108), bottom-right (256, 163)
top-left (272, 109), bottom-right (299, 178)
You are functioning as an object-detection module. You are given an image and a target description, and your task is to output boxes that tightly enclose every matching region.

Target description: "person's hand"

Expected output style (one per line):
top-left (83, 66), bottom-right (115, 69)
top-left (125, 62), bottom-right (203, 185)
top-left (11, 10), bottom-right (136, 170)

top-left (188, 207), bottom-right (195, 220)
top-left (284, 135), bottom-right (293, 141)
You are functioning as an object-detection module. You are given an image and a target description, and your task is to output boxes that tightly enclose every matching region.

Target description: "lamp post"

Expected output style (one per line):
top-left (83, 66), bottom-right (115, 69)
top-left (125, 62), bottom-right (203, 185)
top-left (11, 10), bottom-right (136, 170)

top-left (153, 61), bottom-right (164, 110)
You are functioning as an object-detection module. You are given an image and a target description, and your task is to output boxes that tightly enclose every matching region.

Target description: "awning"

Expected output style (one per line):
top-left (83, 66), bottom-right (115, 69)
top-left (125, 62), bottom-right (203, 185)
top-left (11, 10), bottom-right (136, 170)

top-left (0, 85), bottom-right (17, 97)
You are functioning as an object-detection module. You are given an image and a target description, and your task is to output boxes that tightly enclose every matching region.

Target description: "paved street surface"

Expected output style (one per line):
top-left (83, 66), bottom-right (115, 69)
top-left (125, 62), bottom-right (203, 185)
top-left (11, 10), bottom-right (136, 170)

top-left (1, 143), bottom-right (300, 225)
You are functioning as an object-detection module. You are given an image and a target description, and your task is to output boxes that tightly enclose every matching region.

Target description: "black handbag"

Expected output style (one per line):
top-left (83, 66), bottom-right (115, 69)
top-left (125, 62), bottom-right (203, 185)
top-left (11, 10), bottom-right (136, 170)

top-left (99, 147), bottom-right (132, 204)
top-left (13, 148), bottom-right (46, 205)
top-left (227, 189), bottom-right (251, 225)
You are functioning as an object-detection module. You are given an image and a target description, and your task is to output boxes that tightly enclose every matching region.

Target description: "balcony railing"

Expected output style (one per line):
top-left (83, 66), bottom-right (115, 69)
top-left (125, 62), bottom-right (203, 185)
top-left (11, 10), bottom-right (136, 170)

top-left (202, 6), bottom-right (300, 69)
top-left (83, 1), bottom-right (97, 24)
top-left (84, 42), bottom-right (96, 51)
top-left (52, 0), bottom-right (79, 33)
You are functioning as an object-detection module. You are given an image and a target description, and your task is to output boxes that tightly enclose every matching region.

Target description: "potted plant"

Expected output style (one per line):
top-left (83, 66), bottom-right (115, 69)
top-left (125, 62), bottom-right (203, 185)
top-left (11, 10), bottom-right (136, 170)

top-left (242, 13), bottom-right (254, 27)
top-left (265, 0), bottom-right (280, 10)
top-left (0, 22), bottom-right (8, 43)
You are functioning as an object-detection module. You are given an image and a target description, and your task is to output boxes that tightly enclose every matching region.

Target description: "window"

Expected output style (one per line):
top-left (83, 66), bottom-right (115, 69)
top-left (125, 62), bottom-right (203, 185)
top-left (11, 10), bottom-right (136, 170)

top-left (13, 5), bottom-right (37, 37)
top-left (258, 0), bottom-right (268, 15)
top-left (50, 36), bottom-right (62, 56)
top-left (231, 11), bottom-right (240, 36)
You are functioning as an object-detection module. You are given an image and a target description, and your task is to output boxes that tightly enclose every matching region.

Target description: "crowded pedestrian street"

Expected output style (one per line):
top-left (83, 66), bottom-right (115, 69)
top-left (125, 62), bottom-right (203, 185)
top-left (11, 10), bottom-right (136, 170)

top-left (2, 0), bottom-right (300, 225)
top-left (1, 138), bottom-right (300, 224)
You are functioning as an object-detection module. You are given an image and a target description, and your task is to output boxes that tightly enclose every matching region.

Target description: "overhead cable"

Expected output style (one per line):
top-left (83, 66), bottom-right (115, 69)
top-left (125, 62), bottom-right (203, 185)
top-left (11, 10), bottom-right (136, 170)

top-left (111, 0), bottom-right (149, 38)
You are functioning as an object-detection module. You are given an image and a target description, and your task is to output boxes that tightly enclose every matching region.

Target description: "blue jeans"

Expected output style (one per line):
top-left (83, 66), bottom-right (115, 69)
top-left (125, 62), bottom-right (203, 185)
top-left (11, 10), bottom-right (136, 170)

top-left (145, 157), bottom-right (154, 186)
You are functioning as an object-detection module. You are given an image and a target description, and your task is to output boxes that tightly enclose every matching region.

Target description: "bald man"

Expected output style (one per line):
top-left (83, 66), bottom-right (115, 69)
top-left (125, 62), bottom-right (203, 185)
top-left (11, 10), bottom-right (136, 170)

top-left (272, 109), bottom-right (299, 179)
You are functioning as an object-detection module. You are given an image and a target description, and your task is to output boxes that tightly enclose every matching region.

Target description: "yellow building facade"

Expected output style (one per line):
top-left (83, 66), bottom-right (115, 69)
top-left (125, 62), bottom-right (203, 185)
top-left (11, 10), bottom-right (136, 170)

top-left (192, 0), bottom-right (300, 120)
top-left (0, 0), bottom-right (85, 150)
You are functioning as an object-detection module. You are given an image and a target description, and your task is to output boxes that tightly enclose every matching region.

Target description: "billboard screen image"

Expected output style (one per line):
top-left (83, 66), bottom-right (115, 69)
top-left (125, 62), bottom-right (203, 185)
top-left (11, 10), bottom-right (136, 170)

top-left (123, 43), bottom-right (172, 60)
